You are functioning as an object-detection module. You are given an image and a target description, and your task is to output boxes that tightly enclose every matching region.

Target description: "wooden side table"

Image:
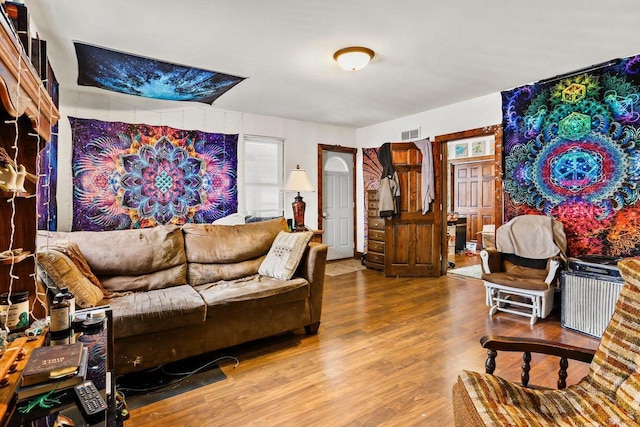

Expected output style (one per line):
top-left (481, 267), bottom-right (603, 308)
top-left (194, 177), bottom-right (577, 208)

top-left (310, 230), bottom-right (323, 244)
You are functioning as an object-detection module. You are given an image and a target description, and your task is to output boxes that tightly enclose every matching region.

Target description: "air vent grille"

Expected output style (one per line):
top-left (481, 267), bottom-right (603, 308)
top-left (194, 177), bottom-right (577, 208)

top-left (401, 128), bottom-right (420, 141)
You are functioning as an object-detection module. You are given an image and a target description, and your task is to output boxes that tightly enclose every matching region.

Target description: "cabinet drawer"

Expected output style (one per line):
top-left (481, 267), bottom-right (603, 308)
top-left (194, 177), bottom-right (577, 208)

top-left (366, 252), bottom-right (385, 265)
top-left (368, 217), bottom-right (385, 230)
top-left (368, 240), bottom-right (384, 253)
top-left (368, 229), bottom-right (385, 241)
top-left (368, 209), bottom-right (379, 218)
top-left (367, 200), bottom-right (379, 211)
top-left (367, 191), bottom-right (379, 201)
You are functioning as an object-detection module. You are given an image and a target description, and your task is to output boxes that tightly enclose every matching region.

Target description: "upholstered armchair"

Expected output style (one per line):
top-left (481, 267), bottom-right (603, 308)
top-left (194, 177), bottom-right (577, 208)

top-left (480, 215), bottom-right (567, 325)
top-left (452, 257), bottom-right (640, 426)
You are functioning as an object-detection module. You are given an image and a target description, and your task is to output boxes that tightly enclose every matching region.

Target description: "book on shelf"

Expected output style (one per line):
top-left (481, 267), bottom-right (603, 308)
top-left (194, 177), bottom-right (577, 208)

top-left (17, 346), bottom-right (88, 401)
top-left (21, 342), bottom-right (84, 387)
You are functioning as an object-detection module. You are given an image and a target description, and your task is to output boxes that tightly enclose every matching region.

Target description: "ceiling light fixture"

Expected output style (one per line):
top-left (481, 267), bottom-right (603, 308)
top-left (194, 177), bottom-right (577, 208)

top-left (333, 46), bottom-right (375, 71)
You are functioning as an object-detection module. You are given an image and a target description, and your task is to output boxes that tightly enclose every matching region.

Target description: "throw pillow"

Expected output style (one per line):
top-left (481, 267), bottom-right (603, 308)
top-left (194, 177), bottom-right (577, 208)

top-left (47, 241), bottom-right (106, 293)
top-left (36, 249), bottom-right (105, 308)
top-left (212, 213), bottom-right (246, 225)
top-left (258, 231), bottom-right (312, 280)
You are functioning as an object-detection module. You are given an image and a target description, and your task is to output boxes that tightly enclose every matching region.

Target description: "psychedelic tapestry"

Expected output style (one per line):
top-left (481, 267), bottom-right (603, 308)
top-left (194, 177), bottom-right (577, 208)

top-left (362, 147), bottom-right (382, 252)
top-left (502, 54), bottom-right (640, 257)
top-left (37, 130), bottom-right (58, 231)
top-left (70, 117), bottom-right (238, 231)
top-left (74, 42), bottom-right (245, 104)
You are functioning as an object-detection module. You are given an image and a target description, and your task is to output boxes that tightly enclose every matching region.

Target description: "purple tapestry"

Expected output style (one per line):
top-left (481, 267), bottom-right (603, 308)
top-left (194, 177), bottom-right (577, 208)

top-left (70, 117), bottom-right (238, 231)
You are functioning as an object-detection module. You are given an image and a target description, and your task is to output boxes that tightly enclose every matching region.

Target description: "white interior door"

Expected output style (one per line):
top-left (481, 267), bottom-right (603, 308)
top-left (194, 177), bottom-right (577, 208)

top-left (322, 151), bottom-right (354, 260)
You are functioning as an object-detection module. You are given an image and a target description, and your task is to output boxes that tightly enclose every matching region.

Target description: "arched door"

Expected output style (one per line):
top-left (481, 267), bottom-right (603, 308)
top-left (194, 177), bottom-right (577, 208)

top-left (322, 151), bottom-right (354, 260)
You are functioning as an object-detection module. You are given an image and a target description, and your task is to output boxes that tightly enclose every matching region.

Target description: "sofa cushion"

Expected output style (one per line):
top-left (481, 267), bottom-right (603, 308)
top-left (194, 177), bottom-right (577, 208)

top-left (39, 225), bottom-right (187, 291)
top-left (194, 274), bottom-right (309, 314)
top-left (36, 249), bottom-right (105, 308)
top-left (100, 264), bottom-right (188, 292)
top-left (107, 285), bottom-right (206, 339)
top-left (188, 257), bottom-right (265, 286)
top-left (183, 218), bottom-right (288, 284)
top-left (259, 231), bottom-right (312, 280)
top-left (38, 225), bottom-right (186, 276)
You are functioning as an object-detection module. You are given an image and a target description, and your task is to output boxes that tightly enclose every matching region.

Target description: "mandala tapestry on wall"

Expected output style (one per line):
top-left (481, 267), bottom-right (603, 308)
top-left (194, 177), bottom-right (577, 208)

top-left (70, 117), bottom-right (238, 231)
top-left (362, 147), bottom-right (382, 253)
top-left (502, 54), bottom-right (640, 257)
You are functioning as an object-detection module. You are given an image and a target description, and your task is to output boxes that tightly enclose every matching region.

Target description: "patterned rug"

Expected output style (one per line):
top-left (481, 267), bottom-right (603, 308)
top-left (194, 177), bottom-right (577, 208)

top-left (325, 258), bottom-right (366, 276)
top-left (448, 264), bottom-right (483, 279)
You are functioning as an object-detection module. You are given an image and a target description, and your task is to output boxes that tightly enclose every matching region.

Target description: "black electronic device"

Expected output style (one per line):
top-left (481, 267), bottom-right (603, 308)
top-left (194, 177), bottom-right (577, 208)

top-left (74, 380), bottom-right (108, 419)
top-left (567, 255), bottom-right (623, 281)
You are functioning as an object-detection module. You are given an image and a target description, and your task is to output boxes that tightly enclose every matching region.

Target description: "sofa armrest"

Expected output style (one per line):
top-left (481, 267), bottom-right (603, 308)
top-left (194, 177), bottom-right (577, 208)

top-left (480, 248), bottom-right (500, 274)
top-left (296, 242), bottom-right (328, 333)
top-left (480, 335), bottom-right (596, 389)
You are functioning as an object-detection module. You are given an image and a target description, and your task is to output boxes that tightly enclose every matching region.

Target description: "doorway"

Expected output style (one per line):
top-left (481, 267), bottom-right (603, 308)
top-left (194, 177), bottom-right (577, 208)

top-left (434, 125), bottom-right (503, 274)
top-left (317, 145), bottom-right (357, 261)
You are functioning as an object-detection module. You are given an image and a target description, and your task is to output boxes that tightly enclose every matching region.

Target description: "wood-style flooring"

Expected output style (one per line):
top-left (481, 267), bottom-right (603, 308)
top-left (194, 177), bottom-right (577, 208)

top-left (125, 254), bottom-right (600, 426)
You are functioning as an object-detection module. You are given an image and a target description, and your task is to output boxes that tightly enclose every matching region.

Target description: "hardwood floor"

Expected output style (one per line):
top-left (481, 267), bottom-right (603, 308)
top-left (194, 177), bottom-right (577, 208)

top-left (125, 255), bottom-right (599, 426)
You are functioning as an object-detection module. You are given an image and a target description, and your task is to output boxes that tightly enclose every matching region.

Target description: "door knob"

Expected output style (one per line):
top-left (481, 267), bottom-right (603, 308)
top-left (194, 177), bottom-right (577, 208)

top-left (322, 212), bottom-right (327, 218)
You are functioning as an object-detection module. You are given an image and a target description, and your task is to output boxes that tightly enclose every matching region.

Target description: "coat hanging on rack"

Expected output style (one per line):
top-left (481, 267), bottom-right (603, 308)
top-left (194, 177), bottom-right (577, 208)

top-left (377, 143), bottom-right (400, 217)
top-left (413, 138), bottom-right (434, 214)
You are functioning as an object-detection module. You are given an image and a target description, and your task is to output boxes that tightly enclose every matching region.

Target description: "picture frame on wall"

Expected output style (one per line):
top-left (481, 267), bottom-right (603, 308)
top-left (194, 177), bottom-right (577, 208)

top-left (471, 140), bottom-right (485, 156)
top-left (454, 143), bottom-right (468, 158)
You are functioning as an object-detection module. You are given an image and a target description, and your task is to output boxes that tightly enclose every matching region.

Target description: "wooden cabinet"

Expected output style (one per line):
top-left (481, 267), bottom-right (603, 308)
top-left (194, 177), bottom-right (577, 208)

top-left (365, 190), bottom-right (385, 271)
top-left (0, 7), bottom-right (59, 320)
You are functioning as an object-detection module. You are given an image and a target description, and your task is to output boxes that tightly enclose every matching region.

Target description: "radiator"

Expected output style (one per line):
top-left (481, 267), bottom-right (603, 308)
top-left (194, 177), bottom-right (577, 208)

top-left (561, 271), bottom-right (624, 338)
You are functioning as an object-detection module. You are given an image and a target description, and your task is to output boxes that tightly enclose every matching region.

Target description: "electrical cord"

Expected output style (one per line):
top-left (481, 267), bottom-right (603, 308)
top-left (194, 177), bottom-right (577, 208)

top-left (116, 355), bottom-right (239, 394)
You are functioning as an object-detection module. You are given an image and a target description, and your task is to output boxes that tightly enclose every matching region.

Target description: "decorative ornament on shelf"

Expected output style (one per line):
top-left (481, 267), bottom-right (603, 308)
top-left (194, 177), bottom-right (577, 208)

top-left (284, 165), bottom-right (315, 231)
top-left (0, 163), bottom-right (27, 192)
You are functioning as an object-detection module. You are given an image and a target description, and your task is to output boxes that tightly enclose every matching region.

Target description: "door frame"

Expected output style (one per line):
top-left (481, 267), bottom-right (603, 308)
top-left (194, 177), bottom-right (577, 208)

top-left (317, 144), bottom-right (358, 258)
top-left (434, 125), bottom-right (503, 274)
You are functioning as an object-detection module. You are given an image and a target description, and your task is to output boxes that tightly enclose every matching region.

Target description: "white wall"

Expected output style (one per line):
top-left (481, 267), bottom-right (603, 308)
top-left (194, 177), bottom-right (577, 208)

top-left (56, 88), bottom-right (356, 231)
top-left (354, 93), bottom-right (503, 252)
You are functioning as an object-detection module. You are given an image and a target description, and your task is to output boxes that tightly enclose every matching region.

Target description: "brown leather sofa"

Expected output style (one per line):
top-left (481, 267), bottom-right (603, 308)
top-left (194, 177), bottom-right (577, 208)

top-left (37, 218), bottom-right (328, 375)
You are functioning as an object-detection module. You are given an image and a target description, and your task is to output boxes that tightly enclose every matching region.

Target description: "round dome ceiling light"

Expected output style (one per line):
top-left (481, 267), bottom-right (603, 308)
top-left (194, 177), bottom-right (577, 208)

top-left (333, 46), bottom-right (375, 71)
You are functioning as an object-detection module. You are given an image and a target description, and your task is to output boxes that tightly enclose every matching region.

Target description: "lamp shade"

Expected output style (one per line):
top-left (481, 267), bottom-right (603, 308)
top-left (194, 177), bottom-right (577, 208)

top-left (284, 165), bottom-right (315, 192)
top-left (333, 46), bottom-right (374, 71)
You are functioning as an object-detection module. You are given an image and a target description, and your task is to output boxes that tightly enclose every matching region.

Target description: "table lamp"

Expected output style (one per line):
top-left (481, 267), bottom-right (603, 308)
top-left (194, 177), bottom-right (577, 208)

top-left (284, 165), bottom-right (315, 230)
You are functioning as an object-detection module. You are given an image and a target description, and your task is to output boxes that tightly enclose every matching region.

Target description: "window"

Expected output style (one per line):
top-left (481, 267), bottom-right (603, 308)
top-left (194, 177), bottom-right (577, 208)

top-left (244, 135), bottom-right (284, 217)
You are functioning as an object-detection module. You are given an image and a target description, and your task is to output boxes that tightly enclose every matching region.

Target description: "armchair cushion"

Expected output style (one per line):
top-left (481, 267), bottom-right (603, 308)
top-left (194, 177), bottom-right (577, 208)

top-left (455, 370), bottom-right (635, 426)
top-left (616, 371), bottom-right (640, 421)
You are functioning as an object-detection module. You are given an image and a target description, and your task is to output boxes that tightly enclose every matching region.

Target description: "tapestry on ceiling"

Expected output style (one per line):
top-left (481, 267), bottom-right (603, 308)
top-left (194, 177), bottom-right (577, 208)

top-left (73, 42), bottom-right (245, 104)
top-left (362, 147), bottom-right (382, 253)
top-left (502, 54), bottom-right (640, 257)
top-left (70, 117), bottom-right (238, 231)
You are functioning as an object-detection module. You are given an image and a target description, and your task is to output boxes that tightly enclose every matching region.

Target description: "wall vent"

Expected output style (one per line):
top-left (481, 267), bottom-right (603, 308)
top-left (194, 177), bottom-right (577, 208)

top-left (401, 128), bottom-right (420, 141)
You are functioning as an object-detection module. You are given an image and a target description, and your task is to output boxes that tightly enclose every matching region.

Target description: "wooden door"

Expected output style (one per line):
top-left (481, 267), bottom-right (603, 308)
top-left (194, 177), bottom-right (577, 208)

top-left (385, 143), bottom-right (441, 277)
top-left (452, 160), bottom-right (496, 243)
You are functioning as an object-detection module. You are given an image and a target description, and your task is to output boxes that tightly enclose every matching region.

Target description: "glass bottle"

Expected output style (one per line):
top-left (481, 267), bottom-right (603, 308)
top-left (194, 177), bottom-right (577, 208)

top-left (60, 287), bottom-right (75, 322)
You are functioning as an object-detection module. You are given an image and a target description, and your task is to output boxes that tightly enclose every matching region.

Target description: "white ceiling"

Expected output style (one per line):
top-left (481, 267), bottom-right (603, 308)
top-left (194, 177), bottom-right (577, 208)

top-left (23, 0), bottom-right (640, 129)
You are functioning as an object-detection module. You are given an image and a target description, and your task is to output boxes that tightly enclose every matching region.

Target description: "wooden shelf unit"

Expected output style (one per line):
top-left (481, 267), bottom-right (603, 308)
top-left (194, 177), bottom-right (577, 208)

top-left (0, 4), bottom-right (59, 319)
top-left (365, 189), bottom-right (385, 271)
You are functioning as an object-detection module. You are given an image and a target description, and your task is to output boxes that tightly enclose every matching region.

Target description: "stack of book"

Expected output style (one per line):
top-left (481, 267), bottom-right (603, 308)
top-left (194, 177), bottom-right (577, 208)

top-left (17, 342), bottom-right (87, 401)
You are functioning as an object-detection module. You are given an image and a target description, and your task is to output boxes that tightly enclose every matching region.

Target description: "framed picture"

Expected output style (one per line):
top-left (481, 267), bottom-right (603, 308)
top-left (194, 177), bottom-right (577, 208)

top-left (454, 143), bottom-right (468, 158)
top-left (471, 140), bottom-right (485, 156)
